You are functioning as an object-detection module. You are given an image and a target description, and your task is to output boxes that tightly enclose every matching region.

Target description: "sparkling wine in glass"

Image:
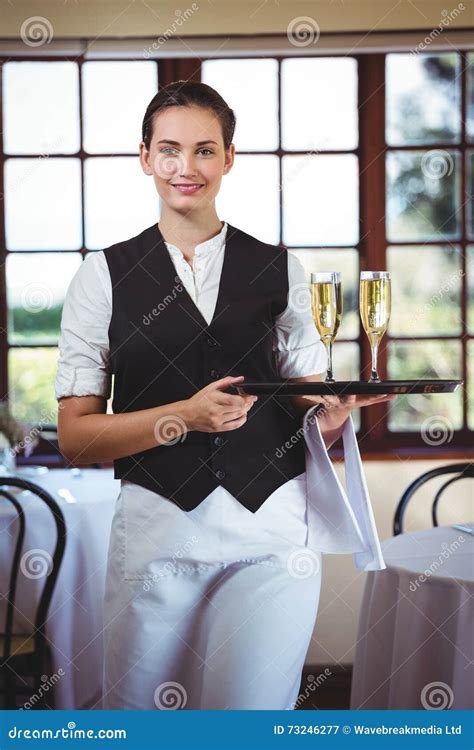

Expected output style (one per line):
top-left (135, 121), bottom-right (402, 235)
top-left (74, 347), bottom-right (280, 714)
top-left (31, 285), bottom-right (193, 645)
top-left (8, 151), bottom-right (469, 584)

top-left (310, 272), bottom-right (342, 383)
top-left (360, 271), bottom-right (391, 383)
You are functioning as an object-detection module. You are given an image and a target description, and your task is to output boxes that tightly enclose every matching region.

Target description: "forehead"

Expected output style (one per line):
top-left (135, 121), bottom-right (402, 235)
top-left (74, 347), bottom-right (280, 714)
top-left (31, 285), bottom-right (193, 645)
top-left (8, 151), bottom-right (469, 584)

top-left (152, 105), bottom-right (222, 142)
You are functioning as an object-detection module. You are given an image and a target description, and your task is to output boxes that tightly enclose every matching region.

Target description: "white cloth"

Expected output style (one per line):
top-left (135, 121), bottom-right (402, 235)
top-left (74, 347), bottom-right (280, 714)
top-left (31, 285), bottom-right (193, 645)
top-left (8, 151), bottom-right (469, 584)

top-left (54, 219), bottom-right (386, 572)
top-left (350, 526), bottom-right (474, 709)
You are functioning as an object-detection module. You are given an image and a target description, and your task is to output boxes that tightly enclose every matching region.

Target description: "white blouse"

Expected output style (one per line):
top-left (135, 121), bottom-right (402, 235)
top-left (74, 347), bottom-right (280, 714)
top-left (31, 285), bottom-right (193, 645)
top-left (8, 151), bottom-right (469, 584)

top-left (54, 220), bottom-right (386, 571)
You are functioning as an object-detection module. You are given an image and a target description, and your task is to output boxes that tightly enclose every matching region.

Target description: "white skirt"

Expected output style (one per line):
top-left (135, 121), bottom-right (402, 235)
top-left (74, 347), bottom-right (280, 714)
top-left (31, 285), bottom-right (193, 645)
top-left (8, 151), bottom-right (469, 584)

top-left (102, 472), bottom-right (323, 710)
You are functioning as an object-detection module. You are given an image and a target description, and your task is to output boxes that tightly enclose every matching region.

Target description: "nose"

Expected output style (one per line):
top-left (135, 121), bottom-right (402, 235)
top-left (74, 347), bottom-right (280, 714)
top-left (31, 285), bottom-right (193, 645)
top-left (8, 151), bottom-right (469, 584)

top-left (179, 160), bottom-right (198, 178)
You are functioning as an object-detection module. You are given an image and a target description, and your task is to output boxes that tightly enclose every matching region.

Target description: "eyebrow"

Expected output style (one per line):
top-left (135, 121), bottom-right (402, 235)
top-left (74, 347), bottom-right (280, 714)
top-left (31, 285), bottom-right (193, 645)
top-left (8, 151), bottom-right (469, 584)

top-left (156, 139), bottom-right (218, 146)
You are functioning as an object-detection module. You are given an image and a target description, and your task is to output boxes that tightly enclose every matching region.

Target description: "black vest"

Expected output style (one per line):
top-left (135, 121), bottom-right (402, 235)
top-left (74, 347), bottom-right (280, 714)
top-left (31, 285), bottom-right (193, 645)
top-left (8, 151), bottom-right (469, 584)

top-left (103, 221), bottom-right (306, 512)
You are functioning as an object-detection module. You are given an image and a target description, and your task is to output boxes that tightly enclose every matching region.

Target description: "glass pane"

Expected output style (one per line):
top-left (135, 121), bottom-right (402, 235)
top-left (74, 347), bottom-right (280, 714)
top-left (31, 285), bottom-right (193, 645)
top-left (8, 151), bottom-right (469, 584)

top-left (281, 57), bottom-right (357, 150)
top-left (388, 340), bottom-right (463, 432)
top-left (282, 155), bottom-right (359, 246)
top-left (291, 248), bottom-right (359, 339)
top-left (9, 348), bottom-right (59, 425)
top-left (202, 59), bottom-right (278, 151)
top-left (467, 53), bottom-right (474, 142)
top-left (386, 150), bottom-right (460, 242)
top-left (386, 53), bottom-right (461, 146)
top-left (5, 158), bottom-right (82, 250)
top-left (3, 62), bottom-right (80, 155)
top-left (468, 151), bottom-right (474, 239)
top-left (6, 253), bottom-right (82, 345)
top-left (83, 62), bottom-right (158, 153)
top-left (387, 245), bottom-right (463, 336)
top-left (216, 155), bottom-right (279, 245)
top-left (84, 157), bottom-right (159, 249)
top-left (468, 246), bottom-right (474, 335)
top-left (468, 340), bottom-right (474, 430)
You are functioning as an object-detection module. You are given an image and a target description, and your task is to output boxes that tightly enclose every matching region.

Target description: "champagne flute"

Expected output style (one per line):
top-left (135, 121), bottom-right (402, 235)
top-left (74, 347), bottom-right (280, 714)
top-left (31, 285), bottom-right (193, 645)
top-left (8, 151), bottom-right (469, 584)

top-left (359, 271), bottom-right (391, 383)
top-left (310, 272), bottom-right (343, 383)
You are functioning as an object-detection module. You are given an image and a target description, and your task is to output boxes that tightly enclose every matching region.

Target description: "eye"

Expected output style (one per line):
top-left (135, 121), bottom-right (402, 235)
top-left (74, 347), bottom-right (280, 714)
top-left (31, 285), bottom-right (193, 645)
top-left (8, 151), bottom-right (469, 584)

top-left (198, 148), bottom-right (214, 156)
top-left (159, 147), bottom-right (178, 154)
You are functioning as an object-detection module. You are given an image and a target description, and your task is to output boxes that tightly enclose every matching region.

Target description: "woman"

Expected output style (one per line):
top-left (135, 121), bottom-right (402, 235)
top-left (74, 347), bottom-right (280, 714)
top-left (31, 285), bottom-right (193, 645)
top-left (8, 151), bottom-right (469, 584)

top-left (55, 80), bottom-right (395, 710)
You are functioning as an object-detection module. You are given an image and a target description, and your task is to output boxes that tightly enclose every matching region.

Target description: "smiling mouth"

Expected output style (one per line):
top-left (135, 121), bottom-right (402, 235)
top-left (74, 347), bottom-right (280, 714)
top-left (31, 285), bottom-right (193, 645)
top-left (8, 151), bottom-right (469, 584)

top-left (171, 184), bottom-right (204, 194)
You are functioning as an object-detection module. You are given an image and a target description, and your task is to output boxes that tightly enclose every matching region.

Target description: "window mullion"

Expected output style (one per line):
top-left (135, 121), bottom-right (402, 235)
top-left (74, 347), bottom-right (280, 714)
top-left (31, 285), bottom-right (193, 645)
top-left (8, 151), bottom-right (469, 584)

top-left (358, 53), bottom-right (388, 444)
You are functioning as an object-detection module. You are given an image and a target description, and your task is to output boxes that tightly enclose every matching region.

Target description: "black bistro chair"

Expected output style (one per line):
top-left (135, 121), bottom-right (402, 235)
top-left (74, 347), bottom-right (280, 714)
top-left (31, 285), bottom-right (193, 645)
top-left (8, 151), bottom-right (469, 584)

top-left (393, 462), bottom-right (474, 536)
top-left (0, 476), bottom-right (66, 709)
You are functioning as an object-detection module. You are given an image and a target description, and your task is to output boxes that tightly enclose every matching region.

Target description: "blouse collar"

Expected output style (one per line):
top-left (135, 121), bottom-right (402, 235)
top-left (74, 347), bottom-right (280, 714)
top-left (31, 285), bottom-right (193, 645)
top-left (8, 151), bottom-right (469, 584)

top-left (164, 221), bottom-right (228, 259)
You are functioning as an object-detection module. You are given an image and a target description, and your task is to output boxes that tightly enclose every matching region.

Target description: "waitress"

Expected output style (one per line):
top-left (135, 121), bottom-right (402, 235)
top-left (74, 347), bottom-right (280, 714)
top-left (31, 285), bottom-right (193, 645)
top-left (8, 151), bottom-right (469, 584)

top-left (55, 80), bottom-right (394, 710)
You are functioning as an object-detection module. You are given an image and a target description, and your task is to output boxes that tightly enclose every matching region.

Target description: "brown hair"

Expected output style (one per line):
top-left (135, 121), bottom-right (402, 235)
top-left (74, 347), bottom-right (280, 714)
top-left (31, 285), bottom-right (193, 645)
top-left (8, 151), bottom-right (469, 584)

top-left (142, 80), bottom-right (236, 151)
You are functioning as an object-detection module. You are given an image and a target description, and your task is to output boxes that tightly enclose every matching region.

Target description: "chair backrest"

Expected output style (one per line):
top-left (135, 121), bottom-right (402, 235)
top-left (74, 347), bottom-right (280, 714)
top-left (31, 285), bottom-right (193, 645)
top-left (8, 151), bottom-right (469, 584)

top-left (0, 476), bottom-right (67, 663)
top-left (393, 462), bottom-right (474, 536)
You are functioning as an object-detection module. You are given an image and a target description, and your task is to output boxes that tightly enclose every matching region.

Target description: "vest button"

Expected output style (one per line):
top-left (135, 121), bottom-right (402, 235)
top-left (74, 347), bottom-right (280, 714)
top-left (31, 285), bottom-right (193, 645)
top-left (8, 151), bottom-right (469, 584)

top-left (210, 369), bottom-right (220, 379)
top-left (213, 435), bottom-right (224, 446)
top-left (215, 469), bottom-right (226, 480)
top-left (206, 336), bottom-right (217, 347)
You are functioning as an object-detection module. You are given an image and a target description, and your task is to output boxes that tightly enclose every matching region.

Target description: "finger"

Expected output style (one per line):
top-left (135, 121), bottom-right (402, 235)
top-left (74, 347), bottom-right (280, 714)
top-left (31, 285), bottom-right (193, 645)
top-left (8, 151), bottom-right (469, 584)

top-left (214, 392), bottom-right (257, 409)
top-left (220, 413), bottom-right (249, 431)
top-left (354, 394), bottom-right (398, 407)
top-left (206, 375), bottom-right (245, 392)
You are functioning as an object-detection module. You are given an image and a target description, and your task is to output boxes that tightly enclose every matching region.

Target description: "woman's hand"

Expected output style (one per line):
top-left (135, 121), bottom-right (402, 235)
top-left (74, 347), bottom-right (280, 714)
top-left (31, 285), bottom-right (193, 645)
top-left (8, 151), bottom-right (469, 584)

top-left (179, 375), bottom-right (258, 433)
top-left (302, 392), bottom-right (397, 447)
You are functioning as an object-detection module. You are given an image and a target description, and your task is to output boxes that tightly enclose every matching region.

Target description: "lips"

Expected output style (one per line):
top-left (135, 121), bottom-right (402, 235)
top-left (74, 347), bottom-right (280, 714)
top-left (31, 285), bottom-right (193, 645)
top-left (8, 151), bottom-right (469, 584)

top-left (171, 184), bottom-right (204, 194)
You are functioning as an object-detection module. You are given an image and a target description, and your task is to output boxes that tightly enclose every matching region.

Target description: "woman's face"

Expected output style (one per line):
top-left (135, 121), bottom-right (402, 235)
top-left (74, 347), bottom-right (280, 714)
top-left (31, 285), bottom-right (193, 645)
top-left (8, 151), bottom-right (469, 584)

top-left (139, 105), bottom-right (234, 212)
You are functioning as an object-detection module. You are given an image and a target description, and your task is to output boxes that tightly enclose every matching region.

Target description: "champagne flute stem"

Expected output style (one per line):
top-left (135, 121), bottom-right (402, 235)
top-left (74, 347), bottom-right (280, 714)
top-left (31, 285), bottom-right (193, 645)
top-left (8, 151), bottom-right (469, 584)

top-left (370, 341), bottom-right (380, 383)
top-left (325, 341), bottom-right (335, 383)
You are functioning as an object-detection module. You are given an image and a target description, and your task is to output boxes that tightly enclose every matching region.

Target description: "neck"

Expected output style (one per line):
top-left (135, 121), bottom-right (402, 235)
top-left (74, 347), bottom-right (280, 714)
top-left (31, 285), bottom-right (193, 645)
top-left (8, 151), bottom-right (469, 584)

top-left (158, 206), bottom-right (223, 259)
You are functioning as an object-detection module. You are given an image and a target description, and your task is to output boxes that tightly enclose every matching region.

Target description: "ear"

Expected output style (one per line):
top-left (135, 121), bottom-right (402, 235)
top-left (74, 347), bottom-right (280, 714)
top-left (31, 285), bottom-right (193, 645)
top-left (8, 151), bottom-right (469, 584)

top-left (223, 143), bottom-right (235, 176)
top-left (139, 141), bottom-right (154, 176)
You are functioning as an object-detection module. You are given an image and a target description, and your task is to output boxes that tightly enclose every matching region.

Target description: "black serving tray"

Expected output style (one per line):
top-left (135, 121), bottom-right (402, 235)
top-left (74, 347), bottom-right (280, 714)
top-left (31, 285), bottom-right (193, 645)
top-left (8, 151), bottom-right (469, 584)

top-left (233, 380), bottom-right (463, 396)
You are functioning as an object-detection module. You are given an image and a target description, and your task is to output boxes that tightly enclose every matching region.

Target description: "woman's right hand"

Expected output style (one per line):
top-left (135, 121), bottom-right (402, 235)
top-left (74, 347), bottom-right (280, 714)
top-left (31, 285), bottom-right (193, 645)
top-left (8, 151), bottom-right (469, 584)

top-left (180, 375), bottom-right (258, 433)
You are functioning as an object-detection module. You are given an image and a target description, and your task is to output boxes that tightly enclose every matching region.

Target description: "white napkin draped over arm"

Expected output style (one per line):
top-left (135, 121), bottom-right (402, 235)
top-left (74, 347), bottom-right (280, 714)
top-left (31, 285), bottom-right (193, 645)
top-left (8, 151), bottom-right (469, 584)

top-left (302, 405), bottom-right (386, 572)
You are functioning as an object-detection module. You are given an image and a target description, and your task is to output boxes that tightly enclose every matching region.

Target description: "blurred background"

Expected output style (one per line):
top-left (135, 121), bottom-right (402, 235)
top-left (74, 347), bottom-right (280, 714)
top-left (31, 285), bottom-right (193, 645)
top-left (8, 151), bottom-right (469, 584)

top-left (0, 0), bottom-right (472, 710)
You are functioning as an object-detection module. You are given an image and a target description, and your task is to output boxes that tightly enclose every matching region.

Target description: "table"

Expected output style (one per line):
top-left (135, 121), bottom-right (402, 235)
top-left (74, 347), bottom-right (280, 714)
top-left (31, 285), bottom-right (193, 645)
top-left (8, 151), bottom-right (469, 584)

top-left (350, 525), bottom-right (474, 710)
top-left (0, 468), bottom-right (120, 709)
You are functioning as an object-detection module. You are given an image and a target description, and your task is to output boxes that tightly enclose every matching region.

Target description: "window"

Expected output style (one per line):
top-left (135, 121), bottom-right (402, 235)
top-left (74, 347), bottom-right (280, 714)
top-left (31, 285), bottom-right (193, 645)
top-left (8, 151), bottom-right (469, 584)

top-left (385, 52), bottom-right (471, 443)
top-left (0, 49), bottom-right (472, 458)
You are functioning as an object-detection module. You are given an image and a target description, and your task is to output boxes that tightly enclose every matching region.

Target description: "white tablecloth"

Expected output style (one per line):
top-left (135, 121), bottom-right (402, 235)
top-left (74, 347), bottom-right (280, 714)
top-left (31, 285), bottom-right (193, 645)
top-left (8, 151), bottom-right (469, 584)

top-left (350, 525), bottom-right (474, 710)
top-left (0, 468), bottom-right (119, 709)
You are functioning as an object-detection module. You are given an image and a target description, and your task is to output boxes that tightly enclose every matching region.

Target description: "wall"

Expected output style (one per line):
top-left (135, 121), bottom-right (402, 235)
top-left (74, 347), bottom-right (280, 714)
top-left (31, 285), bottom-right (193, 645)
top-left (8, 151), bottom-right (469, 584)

top-left (0, 0), bottom-right (472, 39)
